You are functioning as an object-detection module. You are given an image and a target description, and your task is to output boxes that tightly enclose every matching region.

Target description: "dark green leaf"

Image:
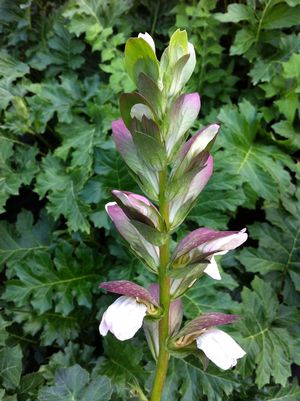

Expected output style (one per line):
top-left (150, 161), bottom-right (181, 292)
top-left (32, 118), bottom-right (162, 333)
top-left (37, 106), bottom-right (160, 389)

top-left (0, 345), bottom-right (22, 390)
top-left (38, 365), bottom-right (112, 401)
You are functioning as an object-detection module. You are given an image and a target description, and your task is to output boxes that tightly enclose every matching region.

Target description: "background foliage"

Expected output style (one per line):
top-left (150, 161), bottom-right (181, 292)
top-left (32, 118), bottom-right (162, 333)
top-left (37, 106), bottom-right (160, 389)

top-left (0, 0), bottom-right (299, 400)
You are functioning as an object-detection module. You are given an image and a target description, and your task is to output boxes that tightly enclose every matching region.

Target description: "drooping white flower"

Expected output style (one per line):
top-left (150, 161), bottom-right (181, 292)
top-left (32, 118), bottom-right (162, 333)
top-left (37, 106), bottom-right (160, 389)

top-left (138, 32), bottom-right (156, 53)
top-left (196, 328), bottom-right (246, 370)
top-left (99, 296), bottom-right (147, 341)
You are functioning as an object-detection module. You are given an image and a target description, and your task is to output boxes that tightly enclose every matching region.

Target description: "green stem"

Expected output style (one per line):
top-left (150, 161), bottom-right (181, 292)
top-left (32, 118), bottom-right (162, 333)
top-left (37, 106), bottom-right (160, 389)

top-left (150, 170), bottom-right (171, 401)
top-left (151, 1), bottom-right (160, 37)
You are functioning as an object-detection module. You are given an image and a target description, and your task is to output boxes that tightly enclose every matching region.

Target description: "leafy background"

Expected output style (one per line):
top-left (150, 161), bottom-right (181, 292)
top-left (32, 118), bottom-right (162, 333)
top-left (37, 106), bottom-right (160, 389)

top-left (0, 0), bottom-right (300, 400)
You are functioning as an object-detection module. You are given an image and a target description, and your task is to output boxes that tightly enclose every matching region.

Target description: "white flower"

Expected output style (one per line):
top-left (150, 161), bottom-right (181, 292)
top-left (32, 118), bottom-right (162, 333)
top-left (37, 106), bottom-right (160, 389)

top-left (99, 296), bottom-right (147, 341)
top-left (196, 328), bottom-right (246, 370)
top-left (138, 32), bottom-right (156, 53)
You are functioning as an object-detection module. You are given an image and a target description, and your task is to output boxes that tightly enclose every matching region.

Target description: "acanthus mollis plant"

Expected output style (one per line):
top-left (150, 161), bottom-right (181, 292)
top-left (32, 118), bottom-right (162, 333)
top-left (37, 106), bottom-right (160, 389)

top-left (99, 31), bottom-right (248, 401)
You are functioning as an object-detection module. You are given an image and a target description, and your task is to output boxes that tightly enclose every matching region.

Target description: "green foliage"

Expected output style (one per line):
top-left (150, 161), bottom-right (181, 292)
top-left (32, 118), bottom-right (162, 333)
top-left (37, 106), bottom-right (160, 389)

top-left (162, 357), bottom-right (239, 401)
top-left (237, 277), bottom-right (300, 388)
top-left (38, 365), bottom-right (112, 401)
top-left (0, 1), bottom-right (299, 400)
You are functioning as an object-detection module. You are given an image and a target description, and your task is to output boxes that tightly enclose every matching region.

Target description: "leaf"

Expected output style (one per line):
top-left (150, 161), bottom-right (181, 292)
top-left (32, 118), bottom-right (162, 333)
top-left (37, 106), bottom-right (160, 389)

top-left (217, 100), bottom-right (294, 203)
top-left (0, 317), bottom-right (10, 346)
top-left (3, 243), bottom-right (101, 315)
top-left (27, 76), bottom-right (81, 129)
top-left (188, 156), bottom-right (246, 229)
top-left (0, 345), bottom-right (22, 390)
top-left (0, 210), bottom-right (53, 270)
top-left (237, 277), bottom-right (299, 388)
top-left (263, 4), bottom-right (300, 30)
top-left (0, 51), bottom-right (29, 80)
top-left (275, 93), bottom-right (298, 122)
top-left (182, 274), bottom-right (240, 319)
top-left (271, 120), bottom-right (300, 152)
top-left (18, 372), bottom-right (45, 401)
top-left (230, 29), bottom-right (255, 56)
top-left (97, 336), bottom-right (147, 397)
top-left (35, 155), bottom-right (91, 233)
top-left (29, 21), bottom-right (85, 74)
top-left (64, 0), bottom-right (133, 41)
top-left (38, 365), bottom-right (112, 401)
top-left (214, 4), bottom-right (254, 23)
top-left (0, 141), bottom-right (39, 213)
top-left (162, 357), bottom-right (239, 401)
top-left (237, 198), bottom-right (300, 291)
top-left (7, 308), bottom-right (82, 347)
top-left (282, 53), bottom-right (300, 79)
top-left (55, 117), bottom-right (103, 171)
top-left (260, 381), bottom-right (300, 401)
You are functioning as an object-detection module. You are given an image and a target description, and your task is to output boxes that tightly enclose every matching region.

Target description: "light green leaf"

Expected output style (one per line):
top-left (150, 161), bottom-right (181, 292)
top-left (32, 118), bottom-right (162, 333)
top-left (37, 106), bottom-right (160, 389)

top-left (214, 4), bottom-right (254, 23)
top-left (275, 93), bottom-right (298, 122)
top-left (282, 53), bottom-right (300, 79)
top-left (230, 29), bottom-right (255, 55)
top-left (271, 120), bottom-right (300, 152)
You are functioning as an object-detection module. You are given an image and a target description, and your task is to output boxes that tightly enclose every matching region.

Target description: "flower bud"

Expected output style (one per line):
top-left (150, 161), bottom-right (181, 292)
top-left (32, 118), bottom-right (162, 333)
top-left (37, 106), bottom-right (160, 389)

top-left (106, 202), bottom-right (160, 272)
top-left (160, 29), bottom-right (196, 97)
top-left (112, 190), bottom-right (161, 229)
top-left (169, 156), bottom-right (213, 230)
top-left (112, 118), bottom-right (159, 199)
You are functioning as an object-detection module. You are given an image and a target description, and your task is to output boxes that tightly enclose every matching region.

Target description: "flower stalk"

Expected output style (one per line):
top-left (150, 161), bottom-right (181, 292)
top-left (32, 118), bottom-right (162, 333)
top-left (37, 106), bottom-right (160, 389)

top-left (99, 30), bottom-right (248, 401)
top-left (150, 170), bottom-right (171, 401)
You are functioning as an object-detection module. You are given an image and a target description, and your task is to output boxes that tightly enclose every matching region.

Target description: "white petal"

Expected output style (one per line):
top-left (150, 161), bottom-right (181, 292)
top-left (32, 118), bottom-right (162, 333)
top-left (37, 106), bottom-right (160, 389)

top-left (130, 104), bottom-right (153, 121)
top-left (196, 329), bottom-right (246, 370)
top-left (99, 316), bottom-right (109, 336)
top-left (202, 230), bottom-right (248, 253)
top-left (99, 296), bottom-right (147, 341)
top-left (204, 256), bottom-right (221, 280)
top-left (138, 32), bottom-right (156, 53)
